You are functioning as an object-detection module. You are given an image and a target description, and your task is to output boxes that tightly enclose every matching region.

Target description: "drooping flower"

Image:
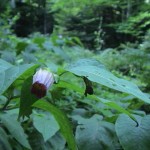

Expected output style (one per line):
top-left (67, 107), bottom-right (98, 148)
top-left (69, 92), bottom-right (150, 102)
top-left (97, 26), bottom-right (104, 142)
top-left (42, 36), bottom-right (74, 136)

top-left (31, 68), bottom-right (54, 98)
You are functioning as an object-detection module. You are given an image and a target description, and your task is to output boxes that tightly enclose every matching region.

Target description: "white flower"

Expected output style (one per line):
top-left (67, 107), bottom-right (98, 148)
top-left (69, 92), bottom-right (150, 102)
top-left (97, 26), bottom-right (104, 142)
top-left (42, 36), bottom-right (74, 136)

top-left (31, 68), bottom-right (54, 98)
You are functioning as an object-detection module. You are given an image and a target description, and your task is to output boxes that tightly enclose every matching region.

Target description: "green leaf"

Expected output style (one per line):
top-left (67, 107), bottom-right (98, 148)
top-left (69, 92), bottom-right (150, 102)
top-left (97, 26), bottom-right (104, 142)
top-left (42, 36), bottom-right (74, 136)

top-left (66, 59), bottom-right (150, 103)
top-left (1, 51), bottom-right (16, 64)
top-left (27, 128), bottom-right (46, 150)
top-left (0, 58), bottom-right (13, 71)
top-left (55, 81), bottom-right (83, 93)
top-left (115, 114), bottom-right (150, 150)
top-left (33, 37), bottom-right (45, 47)
top-left (19, 76), bottom-right (39, 118)
top-left (56, 81), bottom-right (135, 121)
top-left (0, 114), bottom-right (31, 149)
top-left (73, 114), bottom-right (117, 150)
top-left (91, 96), bottom-right (136, 121)
top-left (16, 41), bottom-right (28, 55)
top-left (52, 47), bottom-right (70, 61)
top-left (46, 132), bottom-right (66, 150)
top-left (28, 129), bottom-right (65, 150)
top-left (33, 112), bottom-right (60, 142)
top-left (32, 100), bottom-right (77, 150)
top-left (0, 64), bottom-right (38, 95)
top-left (22, 52), bottom-right (37, 63)
top-left (0, 127), bottom-right (12, 150)
top-left (17, 64), bottom-right (38, 80)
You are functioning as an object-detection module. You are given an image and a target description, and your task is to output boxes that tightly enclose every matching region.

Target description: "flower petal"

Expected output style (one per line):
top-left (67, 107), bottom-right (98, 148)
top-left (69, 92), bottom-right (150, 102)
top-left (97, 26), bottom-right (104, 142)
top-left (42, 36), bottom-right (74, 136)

top-left (32, 68), bottom-right (54, 89)
top-left (31, 81), bottom-right (47, 98)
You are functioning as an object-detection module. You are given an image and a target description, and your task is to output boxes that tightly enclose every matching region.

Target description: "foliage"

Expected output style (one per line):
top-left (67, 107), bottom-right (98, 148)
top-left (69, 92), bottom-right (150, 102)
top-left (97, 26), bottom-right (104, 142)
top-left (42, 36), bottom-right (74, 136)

top-left (0, 30), bottom-right (149, 149)
top-left (117, 12), bottom-right (150, 38)
top-left (116, 114), bottom-right (150, 150)
top-left (52, 0), bottom-right (150, 49)
top-left (0, 0), bottom-right (150, 150)
top-left (11, 0), bottom-right (54, 37)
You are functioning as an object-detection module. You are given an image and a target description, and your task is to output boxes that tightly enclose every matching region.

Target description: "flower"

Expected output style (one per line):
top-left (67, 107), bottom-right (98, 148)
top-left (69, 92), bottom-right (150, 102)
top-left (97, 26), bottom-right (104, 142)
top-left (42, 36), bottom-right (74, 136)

top-left (31, 68), bottom-right (54, 98)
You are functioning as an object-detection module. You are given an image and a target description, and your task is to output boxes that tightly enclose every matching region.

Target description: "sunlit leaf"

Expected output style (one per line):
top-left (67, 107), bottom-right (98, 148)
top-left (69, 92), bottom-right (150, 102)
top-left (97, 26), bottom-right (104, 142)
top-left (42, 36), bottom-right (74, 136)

top-left (16, 41), bottom-right (28, 55)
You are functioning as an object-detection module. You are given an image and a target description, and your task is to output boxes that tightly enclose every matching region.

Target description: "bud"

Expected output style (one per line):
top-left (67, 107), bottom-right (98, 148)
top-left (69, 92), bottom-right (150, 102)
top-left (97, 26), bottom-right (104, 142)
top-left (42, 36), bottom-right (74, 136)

top-left (31, 69), bottom-right (54, 98)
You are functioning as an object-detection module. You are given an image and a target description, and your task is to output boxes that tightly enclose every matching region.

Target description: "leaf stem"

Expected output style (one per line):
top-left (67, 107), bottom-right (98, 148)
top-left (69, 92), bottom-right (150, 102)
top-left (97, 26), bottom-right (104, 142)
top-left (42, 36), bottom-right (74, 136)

top-left (0, 98), bottom-right (11, 111)
top-left (0, 96), bottom-right (19, 111)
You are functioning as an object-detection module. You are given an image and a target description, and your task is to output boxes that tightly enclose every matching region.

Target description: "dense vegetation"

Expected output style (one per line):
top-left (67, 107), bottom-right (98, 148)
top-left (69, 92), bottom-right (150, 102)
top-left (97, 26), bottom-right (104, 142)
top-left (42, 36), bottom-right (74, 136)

top-left (0, 0), bottom-right (150, 150)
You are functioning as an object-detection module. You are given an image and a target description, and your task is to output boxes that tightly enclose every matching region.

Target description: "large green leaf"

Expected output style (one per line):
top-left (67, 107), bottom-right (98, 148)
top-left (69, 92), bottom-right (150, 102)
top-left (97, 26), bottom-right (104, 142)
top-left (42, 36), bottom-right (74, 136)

top-left (32, 100), bottom-right (77, 150)
top-left (28, 129), bottom-right (65, 150)
top-left (33, 112), bottom-right (60, 142)
top-left (115, 114), bottom-right (150, 150)
top-left (73, 114), bottom-right (117, 150)
top-left (0, 114), bottom-right (31, 149)
top-left (66, 59), bottom-right (150, 103)
top-left (19, 76), bottom-right (39, 118)
top-left (0, 127), bottom-right (12, 150)
top-left (0, 58), bottom-right (13, 71)
top-left (1, 51), bottom-right (16, 64)
top-left (56, 81), bottom-right (135, 120)
top-left (46, 132), bottom-right (66, 150)
top-left (0, 64), bottom-right (38, 95)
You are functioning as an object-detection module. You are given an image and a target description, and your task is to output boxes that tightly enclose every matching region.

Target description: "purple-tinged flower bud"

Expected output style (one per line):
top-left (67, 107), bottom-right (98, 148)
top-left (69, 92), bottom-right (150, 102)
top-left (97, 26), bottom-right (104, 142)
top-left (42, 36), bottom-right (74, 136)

top-left (31, 69), bottom-right (54, 98)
